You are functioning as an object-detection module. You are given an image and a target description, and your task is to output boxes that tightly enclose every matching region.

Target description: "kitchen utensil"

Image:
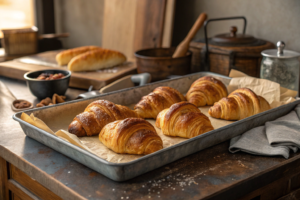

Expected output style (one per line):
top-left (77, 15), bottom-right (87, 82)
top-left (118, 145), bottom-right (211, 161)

top-left (189, 16), bottom-right (275, 76)
top-left (76, 73), bottom-right (152, 99)
top-left (172, 13), bottom-right (207, 58)
top-left (135, 47), bottom-right (191, 81)
top-left (11, 99), bottom-right (33, 112)
top-left (24, 69), bottom-right (71, 99)
top-left (260, 41), bottom-right (300, 91)
top-left (103, 0), bottom-right (171, 59)
top-left (13, 72), bottom-right (300, 181)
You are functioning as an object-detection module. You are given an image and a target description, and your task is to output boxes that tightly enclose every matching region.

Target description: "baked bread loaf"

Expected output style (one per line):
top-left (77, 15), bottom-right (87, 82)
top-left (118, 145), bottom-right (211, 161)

top-left (208, 88), bottom-right (271, 120)
top-left (156, 102), bottom-right (214, 138)
top-left (56, 46), bottom-right (100, 66)
top-left (99, 118), bottom-right (163, 155)
top-left (134, 86), bottom-right (186, 119)
top-left (68, 100), bottom-right (139, 137)
top-left (186, 76), bottom-right (228, 107)
top-left (68, 48), bottom-right (126, 72)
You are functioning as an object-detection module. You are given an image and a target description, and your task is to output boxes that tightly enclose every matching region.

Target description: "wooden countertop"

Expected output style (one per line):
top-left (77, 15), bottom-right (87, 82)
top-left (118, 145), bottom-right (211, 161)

top-left (1, 75), bottom-right (300, 200)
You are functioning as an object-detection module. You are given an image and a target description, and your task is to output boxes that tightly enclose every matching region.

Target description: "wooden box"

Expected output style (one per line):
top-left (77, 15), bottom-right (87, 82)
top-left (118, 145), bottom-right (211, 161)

top-left (189, 40), bottom-right (275, 77)
top-left (1, 26), bottom-right (38, 56)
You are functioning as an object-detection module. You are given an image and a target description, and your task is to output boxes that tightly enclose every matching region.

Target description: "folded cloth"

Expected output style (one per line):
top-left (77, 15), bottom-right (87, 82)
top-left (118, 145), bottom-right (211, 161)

top-left (229, 126), bottom-right (291, 159)
top-left (229, 104), bottom-right (300, 159)
top-left (266, 111), bottom-right (300, 152)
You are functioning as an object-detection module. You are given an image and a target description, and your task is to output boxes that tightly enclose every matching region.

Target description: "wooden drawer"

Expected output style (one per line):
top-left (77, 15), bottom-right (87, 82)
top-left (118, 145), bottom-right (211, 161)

top-left (8, 179), bottom-right (39, 200)
top-left (9, 164), bottom-right (62, 200)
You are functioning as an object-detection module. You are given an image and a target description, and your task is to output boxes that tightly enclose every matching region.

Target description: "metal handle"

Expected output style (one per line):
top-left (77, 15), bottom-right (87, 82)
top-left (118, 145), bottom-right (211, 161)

top-left (131, 73), bottom-right (151, 86)
top-left (203, 16), bottom-right (247, 71)
top-left (277, 41), bottom-right (285, 56)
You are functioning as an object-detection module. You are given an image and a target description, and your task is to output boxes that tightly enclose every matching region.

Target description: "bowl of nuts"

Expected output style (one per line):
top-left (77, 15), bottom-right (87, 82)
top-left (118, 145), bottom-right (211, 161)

top-left (24, 69), bottom-right (71, 99)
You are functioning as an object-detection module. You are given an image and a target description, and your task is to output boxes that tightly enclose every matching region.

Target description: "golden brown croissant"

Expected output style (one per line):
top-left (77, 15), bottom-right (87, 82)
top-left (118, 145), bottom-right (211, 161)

top-left (56, 46), bottom-right (100, 66)
top-left (68, 100), bottom-right (139, 137)
top-left (134, 86), bottom-right (186, 119)
top-left (99, 118), bottom-right (163, 155)
top-left (156, 102), bottom-right (214, 138)
top-left (186, 76), bottom-right (228, 107)
top-left (208, 88), bottom-right (271, 120)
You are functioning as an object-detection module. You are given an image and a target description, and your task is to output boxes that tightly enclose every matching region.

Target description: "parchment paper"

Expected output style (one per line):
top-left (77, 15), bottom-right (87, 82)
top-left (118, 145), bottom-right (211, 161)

top-left (228, 69), bottom-right (297, 108)
top-left (21, 70), bottom-right (298, 163)
top-left (21, 106), bottom-right (232, 163)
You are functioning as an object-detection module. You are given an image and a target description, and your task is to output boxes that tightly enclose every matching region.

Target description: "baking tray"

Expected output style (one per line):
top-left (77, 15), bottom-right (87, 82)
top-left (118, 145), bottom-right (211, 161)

top-left (13, 72), bottom-right (300, 181)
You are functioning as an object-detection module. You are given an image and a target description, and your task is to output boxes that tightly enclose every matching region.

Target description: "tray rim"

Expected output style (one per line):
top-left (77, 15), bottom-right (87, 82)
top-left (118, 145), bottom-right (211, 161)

top-left (12, 71), bottom-right (300, 167)
top-left (13, 98), bottom-right (300, 167)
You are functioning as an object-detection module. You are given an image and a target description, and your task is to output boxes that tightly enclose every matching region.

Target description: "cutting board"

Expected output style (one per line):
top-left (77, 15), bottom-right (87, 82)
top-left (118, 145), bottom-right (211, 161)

top-left (102, 0), bottom-right (175, 59)
top-left (0, 50), bottom-right (137, 90)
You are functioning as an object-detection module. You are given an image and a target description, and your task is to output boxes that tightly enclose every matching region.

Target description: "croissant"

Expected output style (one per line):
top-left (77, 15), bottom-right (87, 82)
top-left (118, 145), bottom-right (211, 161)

top-left (156, 102), bottom-right (214, 138)
top-left (134, 86), bottom-right (186, 119)
top-left (208, 88), bottom-right (271, 120)
top-left (186, 76), bottom-right (228, 107)
top-left (99, 118), bottom-right (163, 155)
top-left (68, 100), bottom-right (139, 137)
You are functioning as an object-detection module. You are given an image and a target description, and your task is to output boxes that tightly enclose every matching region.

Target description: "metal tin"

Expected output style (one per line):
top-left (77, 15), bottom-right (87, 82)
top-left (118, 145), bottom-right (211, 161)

top-left (13, 72), bottom-right (300, 181)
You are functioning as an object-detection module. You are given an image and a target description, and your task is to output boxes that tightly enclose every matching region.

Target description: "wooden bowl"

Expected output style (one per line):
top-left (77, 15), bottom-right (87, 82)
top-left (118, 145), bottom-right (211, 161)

top-left (135, 47), bottom-right (192, 81)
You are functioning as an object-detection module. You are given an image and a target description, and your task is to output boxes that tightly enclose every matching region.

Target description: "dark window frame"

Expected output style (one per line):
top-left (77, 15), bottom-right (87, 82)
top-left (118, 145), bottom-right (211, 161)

top-left (34, 0), bottom-right (55, 34)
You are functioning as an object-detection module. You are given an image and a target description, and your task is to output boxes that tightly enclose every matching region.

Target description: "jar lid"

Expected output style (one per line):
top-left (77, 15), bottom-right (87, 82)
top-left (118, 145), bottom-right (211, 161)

top-left (212, 26), bottom-right (258, 45)
top-left (261, 41), bottom-right (300, 58)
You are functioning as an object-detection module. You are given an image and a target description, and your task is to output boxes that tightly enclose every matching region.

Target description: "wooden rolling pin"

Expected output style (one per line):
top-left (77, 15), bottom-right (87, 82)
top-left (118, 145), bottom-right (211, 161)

top-left (172, 13), bottom-right (207, 58)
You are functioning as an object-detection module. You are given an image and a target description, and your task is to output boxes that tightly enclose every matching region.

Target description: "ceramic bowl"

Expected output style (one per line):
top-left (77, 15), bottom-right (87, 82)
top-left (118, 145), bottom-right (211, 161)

top-left (24, 69), bottom-right (71, 99)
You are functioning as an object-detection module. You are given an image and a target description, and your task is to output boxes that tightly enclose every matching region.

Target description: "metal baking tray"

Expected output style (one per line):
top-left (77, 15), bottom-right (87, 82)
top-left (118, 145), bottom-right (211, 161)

top-left (13, 72), bottom-right (300, 181)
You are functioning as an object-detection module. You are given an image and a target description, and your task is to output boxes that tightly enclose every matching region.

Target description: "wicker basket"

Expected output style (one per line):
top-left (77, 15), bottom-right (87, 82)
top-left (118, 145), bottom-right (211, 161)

top-left (1, 26), bottom-right (38, 56)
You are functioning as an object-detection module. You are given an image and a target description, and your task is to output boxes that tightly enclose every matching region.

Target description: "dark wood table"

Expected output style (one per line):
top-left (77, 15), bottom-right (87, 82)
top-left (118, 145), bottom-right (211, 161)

top-left (0, 75), bottom-right (300, 200)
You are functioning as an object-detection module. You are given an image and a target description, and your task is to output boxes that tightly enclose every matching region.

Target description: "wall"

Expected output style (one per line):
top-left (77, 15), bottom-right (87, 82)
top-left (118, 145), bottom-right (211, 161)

top-left (172, 0), bottom-right (300, 52)
top-left (54, 0), bottom-right (104, 48)
top-left (54, 0), bottom-right (300, 53)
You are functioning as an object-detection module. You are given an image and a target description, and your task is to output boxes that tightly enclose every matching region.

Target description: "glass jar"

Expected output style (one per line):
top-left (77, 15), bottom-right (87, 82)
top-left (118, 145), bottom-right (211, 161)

top-left (260, 41), bottom-right (300, 91)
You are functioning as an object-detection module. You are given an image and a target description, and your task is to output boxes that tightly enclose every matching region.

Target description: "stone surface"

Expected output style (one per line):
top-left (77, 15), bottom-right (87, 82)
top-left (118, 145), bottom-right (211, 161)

top-left (1, 75), bottom-right (300, 200)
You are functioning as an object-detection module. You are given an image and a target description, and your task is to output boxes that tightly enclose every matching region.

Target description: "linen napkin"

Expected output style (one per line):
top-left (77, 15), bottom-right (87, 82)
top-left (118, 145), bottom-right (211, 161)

top-left (229, 104), bottom-right (300, 159)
